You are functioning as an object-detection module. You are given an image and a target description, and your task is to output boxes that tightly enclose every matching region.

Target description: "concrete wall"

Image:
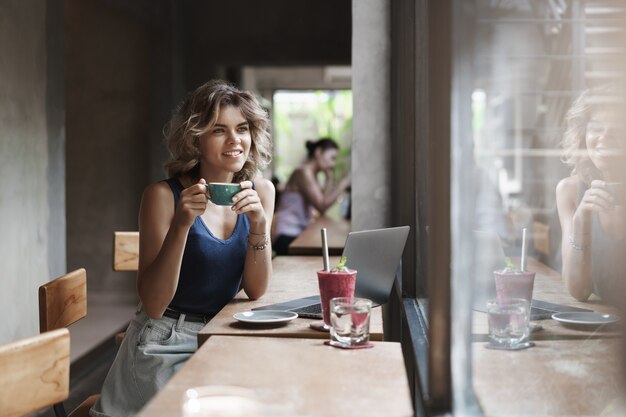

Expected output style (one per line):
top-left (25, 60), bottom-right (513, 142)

top-left (352, 0), bottom-right (391, 230)
top-left (65, 0), bottom-right (171, 296)
top-left (0, 0), bottom-right (66, 343)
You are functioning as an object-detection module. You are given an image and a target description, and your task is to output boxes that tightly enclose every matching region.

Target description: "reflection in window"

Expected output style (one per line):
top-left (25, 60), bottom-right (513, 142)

top-left (453, 1), bottom-right (626, 415)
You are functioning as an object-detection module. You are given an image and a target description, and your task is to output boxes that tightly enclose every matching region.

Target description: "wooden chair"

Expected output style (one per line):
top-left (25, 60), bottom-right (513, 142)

top-left (38, 268), bottom-right (98, 417)
top-left (39, 268), bottom-right (88, 333)
top-left (113, 231), bottom-right (140, 346)
top-left (113, 231), bottom-right (139, 272)
top-left (0, 328), bottom-right (70, 417)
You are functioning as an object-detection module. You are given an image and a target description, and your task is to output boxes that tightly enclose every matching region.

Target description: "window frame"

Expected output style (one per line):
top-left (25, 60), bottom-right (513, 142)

top-left (391, 0), bottom-right (472, 415)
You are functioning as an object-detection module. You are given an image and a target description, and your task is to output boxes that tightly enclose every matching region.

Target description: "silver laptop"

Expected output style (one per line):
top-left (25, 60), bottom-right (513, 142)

top-left (253, 226), bottom-right (410, 318)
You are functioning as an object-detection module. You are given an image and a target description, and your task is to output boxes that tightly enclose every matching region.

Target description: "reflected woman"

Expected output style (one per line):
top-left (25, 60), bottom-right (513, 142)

top-left (273, 138), bottom-right (351, 255)
top-left (91, 80), bottom-right (274, 417)
top-left (556, 88), bottom-right (626, 303)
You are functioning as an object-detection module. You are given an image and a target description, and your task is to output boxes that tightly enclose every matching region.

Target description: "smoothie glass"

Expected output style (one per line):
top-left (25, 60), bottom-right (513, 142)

top-left (317, 269), bottom-right (357, 326)
top-left (494, 269), bottom-right (535, 305)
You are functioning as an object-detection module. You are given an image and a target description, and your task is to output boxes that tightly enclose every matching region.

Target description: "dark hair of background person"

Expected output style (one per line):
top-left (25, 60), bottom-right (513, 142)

top-left (305, 137), bottom-right (339, 159)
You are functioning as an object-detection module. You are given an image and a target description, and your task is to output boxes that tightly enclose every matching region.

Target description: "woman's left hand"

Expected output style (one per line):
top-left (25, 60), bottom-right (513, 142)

top-left (231, 181), bottom-right (266, 228)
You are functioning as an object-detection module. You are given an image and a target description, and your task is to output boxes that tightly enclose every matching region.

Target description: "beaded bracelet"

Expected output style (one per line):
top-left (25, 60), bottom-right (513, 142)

top-left (248, 235), bottom-right (269, 251)
top-left (568, 234), bottom-right (588, 251)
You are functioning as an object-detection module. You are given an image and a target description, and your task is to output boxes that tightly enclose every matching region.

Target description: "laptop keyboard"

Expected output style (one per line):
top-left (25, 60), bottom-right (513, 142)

top-left (290, 303), bottom-right (322, 319)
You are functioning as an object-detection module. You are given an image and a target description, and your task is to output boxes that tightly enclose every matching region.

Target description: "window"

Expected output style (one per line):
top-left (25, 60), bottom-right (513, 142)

top-left (451, 1), bottom-right (626, 415)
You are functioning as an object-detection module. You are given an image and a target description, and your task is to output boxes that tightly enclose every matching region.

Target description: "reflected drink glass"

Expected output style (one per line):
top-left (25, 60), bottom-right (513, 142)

top-left (494, 269), bottom-right (535, 305)
top-left (317, 269), bottom-right (357, 325)
top-left (329, 297), bottom-right (372, 347)
top-left (182, 386), bottom-right (260, 417)
top-left (486, 298), bottom-right (530, 349)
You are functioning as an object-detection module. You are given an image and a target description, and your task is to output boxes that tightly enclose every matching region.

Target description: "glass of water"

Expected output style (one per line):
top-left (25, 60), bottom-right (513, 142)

top-left (329, 297), bottom-right (372, 348)
top-left (486, 298), bottom-right (530, 349)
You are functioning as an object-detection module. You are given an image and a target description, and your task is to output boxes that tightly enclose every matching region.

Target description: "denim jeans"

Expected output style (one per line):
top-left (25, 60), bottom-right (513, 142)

top-left (90, 310), bottom-right (205, 417)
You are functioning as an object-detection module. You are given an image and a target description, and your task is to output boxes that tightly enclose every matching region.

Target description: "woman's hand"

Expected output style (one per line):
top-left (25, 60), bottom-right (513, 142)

top-left (576, 180), bottom-right (615, 219)
top-left (174, 178), bottom-right (209, 228)
top-left (323, 167), bottom-right (335, 183)
top-left (339, 173), bottom-right (351, 189)
top-left (232, 180), bottom-right (267, 231)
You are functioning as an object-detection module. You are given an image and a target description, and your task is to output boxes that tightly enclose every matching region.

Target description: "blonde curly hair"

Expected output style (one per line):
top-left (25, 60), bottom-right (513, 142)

top-left (164, 80), bottom-right (272, 183)
top-left (560, 86), bottom-right (615, 185)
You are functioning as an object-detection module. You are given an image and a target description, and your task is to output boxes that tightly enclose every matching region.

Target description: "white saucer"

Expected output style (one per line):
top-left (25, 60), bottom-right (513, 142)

top-left (233, 310), bottom-right (298, 324)
top-left (551, 312), bottom-right (620, 327)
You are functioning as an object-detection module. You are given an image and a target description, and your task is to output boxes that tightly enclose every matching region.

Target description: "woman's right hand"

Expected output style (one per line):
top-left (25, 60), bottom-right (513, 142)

top-left (174, 178), bottom-right (209, 228)
top-left (323, 167), bottom-right (335, 183)
top-left (575, 180), bottom-right (615, 220)
top-left (339, 173), bottom-right (351, 189)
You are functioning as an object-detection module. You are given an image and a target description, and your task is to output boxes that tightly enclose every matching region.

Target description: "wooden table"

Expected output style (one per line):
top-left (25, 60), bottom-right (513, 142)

top-left (473, 259), bottom-right (623, 416)
top-left (198, 256), bottom-right (384, 346)
top-left (137, 336), bottom-right (414, 417)
top-left (288, 216), bottom-right (351, 255)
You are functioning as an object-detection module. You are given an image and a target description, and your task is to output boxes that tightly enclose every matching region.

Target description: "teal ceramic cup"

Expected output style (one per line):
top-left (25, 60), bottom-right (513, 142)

top-left (206, 182), bottom-right (242, 206)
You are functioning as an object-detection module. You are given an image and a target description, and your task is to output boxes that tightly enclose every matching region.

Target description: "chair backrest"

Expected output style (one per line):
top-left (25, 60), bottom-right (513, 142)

top-left (39, 268), bottom-right (88, 333)
top-left (113, 231), bottom-right (139, 271)
top-left (0, 328), bottom-right (70, 417)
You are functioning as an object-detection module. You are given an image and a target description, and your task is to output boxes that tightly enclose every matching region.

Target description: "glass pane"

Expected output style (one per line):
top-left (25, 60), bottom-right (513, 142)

top-left (452, 1), bottom-right (626, 415)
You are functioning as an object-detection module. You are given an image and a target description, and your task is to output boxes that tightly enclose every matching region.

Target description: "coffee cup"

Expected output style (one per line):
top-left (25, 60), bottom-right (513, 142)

top-left (206, 183), bottom-right (242, 206)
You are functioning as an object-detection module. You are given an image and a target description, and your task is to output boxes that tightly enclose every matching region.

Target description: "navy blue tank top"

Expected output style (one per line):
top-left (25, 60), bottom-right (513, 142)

top-left (166, 178), bottom-right (249, 315)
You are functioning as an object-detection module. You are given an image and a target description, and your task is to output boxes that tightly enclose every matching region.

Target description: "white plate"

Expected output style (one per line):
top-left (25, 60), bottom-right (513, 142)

top-left (551, 312), bottom-right (620, 327)
top-left (233, 310), bottom-right (298, 324)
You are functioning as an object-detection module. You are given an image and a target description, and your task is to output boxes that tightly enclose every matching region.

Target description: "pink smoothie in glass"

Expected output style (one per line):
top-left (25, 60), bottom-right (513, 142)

top-left (317, 269), bottom-right (357, 325)
top-left (494, 269), bottom-right (535, 305)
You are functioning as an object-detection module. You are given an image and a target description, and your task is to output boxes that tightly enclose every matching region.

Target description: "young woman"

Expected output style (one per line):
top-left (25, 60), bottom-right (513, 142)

top-left (556, 88), bottom-right (626, 303)
top-left (273, 138), bottom-right (351, 255)
top-left (90, 80), bottom-right (274, 417)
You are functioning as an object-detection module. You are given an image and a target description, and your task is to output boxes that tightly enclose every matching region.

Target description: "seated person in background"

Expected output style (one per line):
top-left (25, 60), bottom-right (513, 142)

top-left (90, 80), bottom-right (274, 417)
top-left (273, 138), bottom-right (351, 255)
top-left (556, 88), bottom-right (626, 303)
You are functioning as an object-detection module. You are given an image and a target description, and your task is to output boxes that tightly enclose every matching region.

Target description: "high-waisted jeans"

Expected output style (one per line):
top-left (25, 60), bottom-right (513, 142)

top-left (89, 309), bottom-right (205, 417)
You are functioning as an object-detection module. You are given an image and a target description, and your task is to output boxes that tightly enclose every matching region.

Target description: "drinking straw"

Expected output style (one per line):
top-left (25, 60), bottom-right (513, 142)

top-left (520, 227), bottom-right (527, 272)
top-left (321, 228), bottom-right (330, 271)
